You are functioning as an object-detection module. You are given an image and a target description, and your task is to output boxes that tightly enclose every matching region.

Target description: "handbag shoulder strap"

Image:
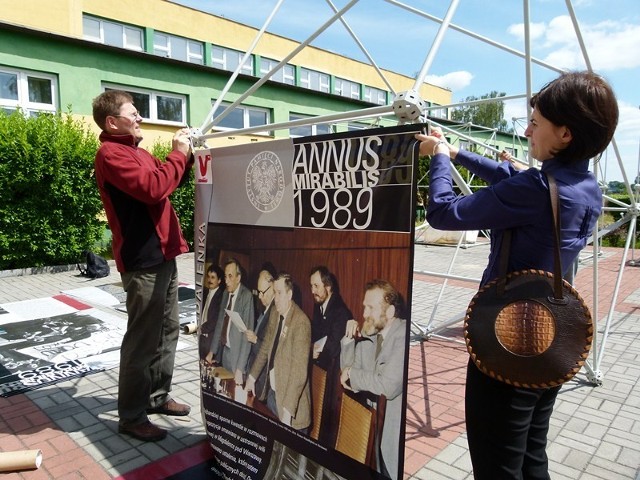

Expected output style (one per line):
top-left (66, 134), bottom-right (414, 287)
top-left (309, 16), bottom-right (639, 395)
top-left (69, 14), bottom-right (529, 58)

top-left (547, 173), bottom-right (565, 300)
top-left (497, 172), bottom-right (564, 300)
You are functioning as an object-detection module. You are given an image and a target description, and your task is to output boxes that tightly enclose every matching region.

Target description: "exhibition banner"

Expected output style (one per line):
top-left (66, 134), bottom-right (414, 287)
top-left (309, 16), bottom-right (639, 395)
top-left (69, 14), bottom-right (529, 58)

top-left (194, 125), bottom-right (422, 480)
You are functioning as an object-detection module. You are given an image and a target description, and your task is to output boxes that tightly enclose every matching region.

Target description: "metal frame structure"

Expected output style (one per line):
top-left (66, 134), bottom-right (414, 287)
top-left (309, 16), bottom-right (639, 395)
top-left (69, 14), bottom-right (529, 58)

top-left (191, 0), bottom-right (638, 386)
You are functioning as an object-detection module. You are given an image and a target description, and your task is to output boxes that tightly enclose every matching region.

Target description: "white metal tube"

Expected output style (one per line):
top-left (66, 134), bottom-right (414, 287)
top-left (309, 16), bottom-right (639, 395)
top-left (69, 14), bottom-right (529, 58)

top-left (198, 104), bottom-right (393, 141)
top-left (412, 0), bottom-right (461, 91)
top-left (198, 0), bottom-right (361, 136)
top-left (325, 0), bottom-right (396, 95)
top-left (387, 0), bottom-right (564, 74)
top-left (198, 0), bottom-right (286, 134)
top-left (523, 0), bottom-right (533, 166)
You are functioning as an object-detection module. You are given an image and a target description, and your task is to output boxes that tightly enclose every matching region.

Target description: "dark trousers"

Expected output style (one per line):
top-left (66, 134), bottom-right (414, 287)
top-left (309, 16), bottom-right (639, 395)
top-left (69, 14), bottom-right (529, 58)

top-left (465, 359), bottom-right (560, 480)
top-left (267, 388), bottom-right (308, 434)
top-left (118, 259), bottom-right (180, 425)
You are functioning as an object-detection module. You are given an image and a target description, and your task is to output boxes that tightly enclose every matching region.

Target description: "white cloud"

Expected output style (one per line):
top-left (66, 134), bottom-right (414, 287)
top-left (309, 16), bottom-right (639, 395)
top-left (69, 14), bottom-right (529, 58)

top-left (506, 22), bottom-right (546, 42)
top-left (507, 15), bottom-right (640, 72)
top-left (503, 99), bottom-right (529, 134)
top-left (602, 101), bottom-right (640, 182)
top-left (541, 16), bottom-right (640, 71)
top-left (613, 102), bottom-right (640, 155)
top-left (425, 71), bottom-right (474, 91)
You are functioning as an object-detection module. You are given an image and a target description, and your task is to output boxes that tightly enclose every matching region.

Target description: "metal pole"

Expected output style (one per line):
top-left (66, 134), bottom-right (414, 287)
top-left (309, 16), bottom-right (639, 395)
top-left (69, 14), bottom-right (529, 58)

top-left (199, 104), bottom-right (393, 141)
top-left (387, 0), bottom-right (564, 74)
top-left (198, 0), bottom-right (361, 137)
top-left (412, 0), bottom-right (461, 91)
top-left (198, 0), bottom-right (286, 134)
top-left (325, 0), bottom-right (396, 95)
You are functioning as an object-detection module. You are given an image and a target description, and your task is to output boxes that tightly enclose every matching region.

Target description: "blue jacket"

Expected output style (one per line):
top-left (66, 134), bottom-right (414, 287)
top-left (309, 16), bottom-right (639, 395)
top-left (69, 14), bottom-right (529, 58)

top-left (426, 150), bottom-right (602, 286)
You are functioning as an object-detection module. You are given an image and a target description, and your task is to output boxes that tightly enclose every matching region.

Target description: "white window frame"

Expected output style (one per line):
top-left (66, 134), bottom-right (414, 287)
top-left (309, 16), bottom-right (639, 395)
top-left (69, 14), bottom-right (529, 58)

top-left (347, 122), bottom-right (369, 132)
top-left (299, 68), bottom-right (330, 93)
top-left (458, 140), bottom-right (472, 151)
top-left (260, 58), bottom-right (295, 85)
top-left (103, 84), bottom-right (187, 126)
top-left (0, 67), bottom-right (57, 116)
top-left (154, 32), bottom-right (203, 64)
top-left (82, 14), bottom-right (143, 51)
top-left (364, 86), bottom-right (387, 105)
top-left (335, 78), bottom-right (360, 100)
top-left (288, 113), bottom-right (333, 138)
top-left (211, 47), bottom-right (253, 75)
top-left (212, 101), bottom-right (271, 136)
top-left (504, 146), bottom-right (516, 158)
top-left (430, 104), bottom-right (448, 119)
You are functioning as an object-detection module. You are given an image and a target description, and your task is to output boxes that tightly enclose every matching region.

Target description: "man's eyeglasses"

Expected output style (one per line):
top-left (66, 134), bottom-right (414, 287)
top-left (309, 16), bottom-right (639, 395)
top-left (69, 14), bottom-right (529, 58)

top-left (254, 285), bottom-right (272, 297)
top-left (113, 111), bottom-right (142, 121)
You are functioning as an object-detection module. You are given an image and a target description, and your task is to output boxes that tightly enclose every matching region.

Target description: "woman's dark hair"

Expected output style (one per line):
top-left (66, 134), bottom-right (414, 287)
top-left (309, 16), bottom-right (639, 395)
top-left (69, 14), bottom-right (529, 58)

top-left (530, 71), bottom-right (618, 163)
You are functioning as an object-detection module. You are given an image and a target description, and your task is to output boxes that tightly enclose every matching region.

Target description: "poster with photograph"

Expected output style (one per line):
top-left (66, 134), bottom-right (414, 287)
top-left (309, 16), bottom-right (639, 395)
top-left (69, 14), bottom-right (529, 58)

top-left (194, 124), bottom-right (421, 480)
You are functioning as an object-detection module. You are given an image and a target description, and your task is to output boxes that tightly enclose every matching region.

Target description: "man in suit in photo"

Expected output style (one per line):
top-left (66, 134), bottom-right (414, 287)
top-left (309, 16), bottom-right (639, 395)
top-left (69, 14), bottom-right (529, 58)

top-left (245, 267), bottom-right (276, 399)
top-left (246, 272), bottom-right (311, 431)
top-left (199, 263), bottom-right (224, 359)
top-left (309, 265), bottom-right (353, 445)
top-left (309, 266), bottom-right (352, 370)
top-left (340, 279), bottom-right (406, 480)
top-left (208, 258), bottom-right (255, 385)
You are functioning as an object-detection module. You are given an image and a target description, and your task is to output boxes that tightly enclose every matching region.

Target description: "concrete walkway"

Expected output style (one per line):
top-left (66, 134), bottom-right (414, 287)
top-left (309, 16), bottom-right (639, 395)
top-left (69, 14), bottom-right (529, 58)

top-left (0, 243), bottom-right (638, 479)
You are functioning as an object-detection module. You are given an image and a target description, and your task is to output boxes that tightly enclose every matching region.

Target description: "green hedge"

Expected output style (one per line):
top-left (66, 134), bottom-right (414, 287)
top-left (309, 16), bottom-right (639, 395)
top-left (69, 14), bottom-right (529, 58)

top-left (0, 111), bottom-right (195, 270)
top-left (0, 110), bottom-right (104, 270)
top-left (150, 140), bottom-right (195, 248)
top-left (602, 193), bottom-right (640, 248)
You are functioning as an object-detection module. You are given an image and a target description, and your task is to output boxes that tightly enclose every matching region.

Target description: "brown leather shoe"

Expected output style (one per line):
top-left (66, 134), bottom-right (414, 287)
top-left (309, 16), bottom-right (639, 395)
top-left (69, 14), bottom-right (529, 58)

top-left (146, 399), bottom-right (191, 416)
top-left (118, 420), bottom-right (167, 442)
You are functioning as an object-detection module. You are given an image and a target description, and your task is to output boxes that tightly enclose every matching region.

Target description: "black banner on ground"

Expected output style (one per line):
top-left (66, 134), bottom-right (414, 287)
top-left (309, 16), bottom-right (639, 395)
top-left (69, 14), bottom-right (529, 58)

top-left (194, 124), bottom-right (422, 480)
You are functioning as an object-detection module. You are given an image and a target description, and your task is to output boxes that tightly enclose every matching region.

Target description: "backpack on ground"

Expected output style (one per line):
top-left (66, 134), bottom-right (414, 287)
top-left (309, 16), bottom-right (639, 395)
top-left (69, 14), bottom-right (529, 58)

top-left (78, 250), bottom-right (110, 279)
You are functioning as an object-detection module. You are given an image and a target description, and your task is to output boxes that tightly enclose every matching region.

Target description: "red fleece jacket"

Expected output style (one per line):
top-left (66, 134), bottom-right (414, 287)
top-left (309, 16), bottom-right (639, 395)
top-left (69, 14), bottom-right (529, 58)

top-left (94, 132), bottom-right (192, 272)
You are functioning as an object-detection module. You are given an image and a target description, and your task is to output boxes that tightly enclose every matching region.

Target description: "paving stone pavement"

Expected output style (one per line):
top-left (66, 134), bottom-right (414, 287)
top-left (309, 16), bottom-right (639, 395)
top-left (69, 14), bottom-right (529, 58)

top-left (0, 242), bottom-right (638, 479)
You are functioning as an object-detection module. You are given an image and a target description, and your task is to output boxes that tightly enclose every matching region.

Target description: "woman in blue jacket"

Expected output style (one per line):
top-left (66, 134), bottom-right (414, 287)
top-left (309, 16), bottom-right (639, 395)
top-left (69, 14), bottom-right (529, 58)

top-left (416, 71), bottom-right (618, 479)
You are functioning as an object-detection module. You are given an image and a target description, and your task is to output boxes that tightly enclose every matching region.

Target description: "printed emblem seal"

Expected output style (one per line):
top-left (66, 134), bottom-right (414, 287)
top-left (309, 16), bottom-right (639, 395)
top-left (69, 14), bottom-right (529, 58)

top-left (246, 150), bottom-right (285, 212)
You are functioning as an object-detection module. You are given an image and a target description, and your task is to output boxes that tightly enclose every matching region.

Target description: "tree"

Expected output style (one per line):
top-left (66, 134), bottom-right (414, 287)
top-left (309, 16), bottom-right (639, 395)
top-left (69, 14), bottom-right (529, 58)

top-left (606, 181), bottom-right (626, 194)
top-left (451, 91), bottom-right (510, 132)
top-left (0, 110), bottom-right (104, 269)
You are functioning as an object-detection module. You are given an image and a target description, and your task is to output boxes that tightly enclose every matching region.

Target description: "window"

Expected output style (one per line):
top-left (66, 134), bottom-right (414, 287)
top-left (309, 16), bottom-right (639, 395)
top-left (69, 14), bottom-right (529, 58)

top-left (154, 32), bottom-right (203, 64)
top-left (0, 68), bottom-right (57, 116)
top-left (429, 104), bottom-right (448, 119)
top-left (482, 144), bottom-right (500, 157)
top-left (212, 47), bottom-right (253, 75)
top-left (211, 101), bottom-right (270, 135)
top-left (260, 58), bottom-right (295, 85)
top-left (299, 68), bottom-right (330, 93)
top-left (364, 86), bottom-right (387, 105)
top-left (504, 147), bottom-right (517, 158)
top-left (104, 85), bottom-right (186, 125)
top-left (347, 122), bottom-right (370, 131)
top-left (83, 15), bottom-right (143, 51)
top-left (459, 140), bottom-right (471, 151)
top-left (289, 114), bottom-right (333, 138)
top-left (335, 78), bottom-right (360, 100)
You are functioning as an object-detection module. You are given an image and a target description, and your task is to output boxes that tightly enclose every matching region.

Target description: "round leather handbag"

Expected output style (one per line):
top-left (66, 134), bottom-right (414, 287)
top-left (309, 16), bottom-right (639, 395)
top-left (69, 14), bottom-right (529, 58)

top-left (464, 174), bottom-right (594, 388)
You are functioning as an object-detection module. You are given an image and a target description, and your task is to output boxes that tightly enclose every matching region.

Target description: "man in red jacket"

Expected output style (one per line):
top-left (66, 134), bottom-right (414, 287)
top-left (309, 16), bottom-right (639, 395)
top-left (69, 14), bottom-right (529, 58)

top-left (92, 90), bottom-right (194, 442)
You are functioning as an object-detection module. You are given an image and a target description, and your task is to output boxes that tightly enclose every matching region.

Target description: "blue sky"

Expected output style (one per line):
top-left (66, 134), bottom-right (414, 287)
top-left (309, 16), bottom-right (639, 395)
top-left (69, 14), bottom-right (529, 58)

top-left (175, 0), bottom-right (640, 183)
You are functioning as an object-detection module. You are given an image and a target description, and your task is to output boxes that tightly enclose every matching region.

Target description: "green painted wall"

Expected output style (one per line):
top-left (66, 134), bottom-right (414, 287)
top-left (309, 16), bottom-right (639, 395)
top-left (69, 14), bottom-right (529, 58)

top-left (0, 25), bottom-right (391, 143)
